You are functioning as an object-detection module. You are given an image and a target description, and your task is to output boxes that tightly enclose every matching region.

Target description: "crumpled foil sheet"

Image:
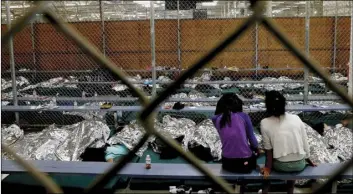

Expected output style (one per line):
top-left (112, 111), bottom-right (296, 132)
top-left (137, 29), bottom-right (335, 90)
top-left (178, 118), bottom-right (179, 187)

top-left (191, 119), bottom-right (222, 161)
top-left (159, 115), bottom-right (196, 151)
top-left (3, 121), bottom-right (111, 161)
top-left (55, 120), bottom-right (111, 161)
top-left (107, 119), bottom-right (162, 156)
top-left (296, 123), bottom-right (340, 186)
top-left (236, 78), bottom-right (251, 88)
top-left (310, 73), bottom-right (348, 87)
top-left (1, 124), bottom-right (24, 146)
top-left (1, 76), bottom-right (29, 91)
top-left (156, 76), bottom-right (172, 89)
top-left (184, 72), bottom-right (219, 89)
top-left (112, 74), bottom-right (143, 91)
top-left (286, 100), bottom-right (304, 115)
top-left (220, 77), bottom-right (233, 89)
top-left (248, 102), bottom-right (266, 111)
top-left (19, 77), bottom-right (77, 92)
top-left (2, 132), bottom-right (43, 160)
top-left (324, 124), bottom-right (353, 161)
top-left (63, 102), bottom-right (106, 120)
top-left (32, 124), bottom-right (72, 161)
top-left (253, 77), bottom-right (302, 91)
top-left (304, 123), bottom-right (340, 163)
top-left (188, 90), bottom-right (211, 106)
top-left (308, 101), bottom-right (343, 114)
top-left (2, 101), bottom-right (10, 106)
top-left (164, 91), bottom-right (211, 108)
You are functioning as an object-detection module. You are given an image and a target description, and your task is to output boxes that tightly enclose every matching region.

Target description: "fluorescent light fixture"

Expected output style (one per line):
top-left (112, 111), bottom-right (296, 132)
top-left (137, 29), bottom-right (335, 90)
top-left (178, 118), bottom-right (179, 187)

top-left (202, 1), bottom-right (218, 6)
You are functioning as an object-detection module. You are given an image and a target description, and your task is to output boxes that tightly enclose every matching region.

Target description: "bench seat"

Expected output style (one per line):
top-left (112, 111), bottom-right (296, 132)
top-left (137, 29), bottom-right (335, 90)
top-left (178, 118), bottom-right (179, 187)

top-left (2, 160), bottom-right (352, 180)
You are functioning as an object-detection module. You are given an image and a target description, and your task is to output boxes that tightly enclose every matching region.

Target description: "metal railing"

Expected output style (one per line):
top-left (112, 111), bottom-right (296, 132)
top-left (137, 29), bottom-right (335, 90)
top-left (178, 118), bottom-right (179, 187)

top-left (1, 1), bottom-right (353, 194)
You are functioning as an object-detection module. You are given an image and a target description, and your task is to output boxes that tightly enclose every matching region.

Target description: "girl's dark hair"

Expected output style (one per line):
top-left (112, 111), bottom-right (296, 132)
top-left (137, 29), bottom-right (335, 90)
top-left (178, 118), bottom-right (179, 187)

top-left (265, 90), bottom-right (286, 117)
top-left (215, 93), bottom-right (243, 128)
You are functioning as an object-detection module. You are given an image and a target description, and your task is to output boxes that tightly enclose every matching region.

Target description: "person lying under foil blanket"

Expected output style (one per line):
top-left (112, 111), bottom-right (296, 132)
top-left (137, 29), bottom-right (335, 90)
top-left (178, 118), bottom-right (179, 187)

top-left (1, 120), bottom-right (111, 161)
top-left (1, 111), bottom-right (351, 188)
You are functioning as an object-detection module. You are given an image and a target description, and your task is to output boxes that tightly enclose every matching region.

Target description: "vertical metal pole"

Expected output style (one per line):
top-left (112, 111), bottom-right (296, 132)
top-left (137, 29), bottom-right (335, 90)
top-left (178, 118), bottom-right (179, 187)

top-left (31, 21), bottom-right (36, 67)
top-left (177, 0), bottom-right (181, 73)
top-left (150, 1), bottom-right (156, 97)
top-left (349, 1), bottom-right (353, 98)
top-left (333, 1), bottom-right (338, 73)
top-left (255, 22), bottom-right (259, 78)
top-left (99, 0), bottom-right (106, 56)
top-left (6, 1), bottom-right (19, 124)
top-left (304, 1), bottom-right (310, 104)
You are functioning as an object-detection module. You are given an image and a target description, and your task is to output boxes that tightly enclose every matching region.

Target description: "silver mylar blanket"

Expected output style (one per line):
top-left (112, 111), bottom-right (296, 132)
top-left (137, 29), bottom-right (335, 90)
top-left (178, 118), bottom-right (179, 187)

top-left (107, 119), bottom-right (162, 157)
top-left (191, 119), bottom-right (222, 161)
top-left (1, 76), bottom-right (29, 91)
top-left (324, 124), bottom-right (353, 161)
top-left (2, 121), bottom-right (110, 161)
top-left (18, 77), bottom-right (78, 92)
top-left (159, 115), bottom-right (196, 151)
top-left (296, 123), bottom-right (341, 186)
top-left (55, 120), bottom-right (111, 161)
top-left (1, 124), bottom-right (24, 146)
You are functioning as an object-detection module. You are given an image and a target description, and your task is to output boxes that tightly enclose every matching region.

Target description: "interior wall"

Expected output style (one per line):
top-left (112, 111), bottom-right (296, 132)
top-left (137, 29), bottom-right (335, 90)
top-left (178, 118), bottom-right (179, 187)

top-left (1, 17), bottom-right (351, 76)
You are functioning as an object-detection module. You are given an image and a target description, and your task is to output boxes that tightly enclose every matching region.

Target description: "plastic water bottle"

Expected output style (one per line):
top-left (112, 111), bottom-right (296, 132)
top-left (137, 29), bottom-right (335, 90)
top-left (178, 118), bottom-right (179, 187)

top-left (145, 155), bottom-right (151, 169)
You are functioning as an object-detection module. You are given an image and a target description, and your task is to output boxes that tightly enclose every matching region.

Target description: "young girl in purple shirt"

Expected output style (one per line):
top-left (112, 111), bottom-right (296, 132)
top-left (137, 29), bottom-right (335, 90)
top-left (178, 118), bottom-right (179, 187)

top-left (212, 93), bottom-right (259, 173)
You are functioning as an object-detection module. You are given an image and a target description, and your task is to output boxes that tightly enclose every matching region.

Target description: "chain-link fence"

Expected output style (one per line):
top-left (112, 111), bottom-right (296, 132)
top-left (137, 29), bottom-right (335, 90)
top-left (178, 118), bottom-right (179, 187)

top-left (1, 1), bottom-right (352, 129)
top-left (1, 0), bottom-right (353, 193)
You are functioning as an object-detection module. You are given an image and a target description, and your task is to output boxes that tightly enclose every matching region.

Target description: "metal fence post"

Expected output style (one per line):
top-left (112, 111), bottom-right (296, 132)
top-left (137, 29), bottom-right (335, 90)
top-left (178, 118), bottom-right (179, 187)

top-left (99, 0), bottom-right (106, 56)
top-left (31, 21), bottom-right (36, 68)
top-left (150, 1), bottom-right (156, 97)
top-left (349, 1), bottom-right (353, 98)
top-left (333, 1), bottom-right (338, 73)
top-left (304, 1), bottom-right (310, 105)
top-left (177, 0), bottom-right (181, 73)
top-left (5, 0), bottom-right (19, 124)
top-left (255, 22), bottom-right (259, 78)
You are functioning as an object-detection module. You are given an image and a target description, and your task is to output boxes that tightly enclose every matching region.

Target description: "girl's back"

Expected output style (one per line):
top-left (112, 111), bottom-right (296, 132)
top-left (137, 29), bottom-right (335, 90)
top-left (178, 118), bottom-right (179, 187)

top-left (212, 112), bottom-right (256, 159)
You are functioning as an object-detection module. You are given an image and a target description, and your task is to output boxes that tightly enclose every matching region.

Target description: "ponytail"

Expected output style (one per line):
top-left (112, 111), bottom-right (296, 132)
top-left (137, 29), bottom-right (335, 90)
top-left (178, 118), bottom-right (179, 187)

top-left (220, 110), bottom-right (232, 128)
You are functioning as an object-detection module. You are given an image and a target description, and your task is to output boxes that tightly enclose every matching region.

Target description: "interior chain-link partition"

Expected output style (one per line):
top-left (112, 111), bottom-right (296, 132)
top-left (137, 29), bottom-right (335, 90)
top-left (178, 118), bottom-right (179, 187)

top-left (1, 1), bottom-right (352, 129)
top-left (1, 1), bottom-right (353, 194)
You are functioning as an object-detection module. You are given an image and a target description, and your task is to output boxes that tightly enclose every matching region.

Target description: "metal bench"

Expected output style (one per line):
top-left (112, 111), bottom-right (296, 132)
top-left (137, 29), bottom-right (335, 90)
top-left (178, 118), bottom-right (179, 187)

top-left (2, 160), bottom-right (352, 193)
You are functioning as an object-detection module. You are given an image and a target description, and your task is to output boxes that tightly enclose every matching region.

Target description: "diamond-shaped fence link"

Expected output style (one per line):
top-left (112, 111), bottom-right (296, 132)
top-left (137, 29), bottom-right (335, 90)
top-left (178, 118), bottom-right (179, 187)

top-left (1, 0), bottom-right (353, 194)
